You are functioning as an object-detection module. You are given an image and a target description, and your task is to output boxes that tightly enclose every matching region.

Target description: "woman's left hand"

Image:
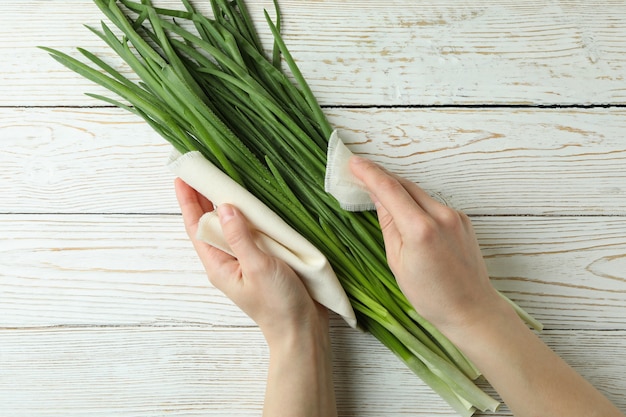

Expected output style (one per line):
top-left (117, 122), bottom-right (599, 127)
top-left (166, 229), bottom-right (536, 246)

top-left (174, 178), bottom-right (328, 345)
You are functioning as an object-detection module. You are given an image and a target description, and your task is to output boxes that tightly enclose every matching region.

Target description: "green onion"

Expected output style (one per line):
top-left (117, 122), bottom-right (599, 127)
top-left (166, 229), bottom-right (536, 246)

top-left (42, 1), bottom-right (541, 413)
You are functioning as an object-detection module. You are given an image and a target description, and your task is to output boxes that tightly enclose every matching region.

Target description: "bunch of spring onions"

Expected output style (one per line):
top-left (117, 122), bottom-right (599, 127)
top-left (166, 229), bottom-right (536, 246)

top-left (42, 1), bottom-right (542, 414)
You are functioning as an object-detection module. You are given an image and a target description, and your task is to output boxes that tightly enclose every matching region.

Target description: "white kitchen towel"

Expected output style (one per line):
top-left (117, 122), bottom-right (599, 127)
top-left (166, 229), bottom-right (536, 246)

top-left (324, 130), bottom-right (450, 210)
top-left (169, 150), bottom-right (357, 328)
top-left (324, 130), bottom-right (376, 211)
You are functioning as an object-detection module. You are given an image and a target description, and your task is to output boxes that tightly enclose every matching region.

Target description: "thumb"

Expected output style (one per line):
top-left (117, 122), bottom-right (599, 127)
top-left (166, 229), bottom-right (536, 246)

top-left (349, 156), bottom-right (402, 251)
top-left (217, 204), bottom-right (267, 272)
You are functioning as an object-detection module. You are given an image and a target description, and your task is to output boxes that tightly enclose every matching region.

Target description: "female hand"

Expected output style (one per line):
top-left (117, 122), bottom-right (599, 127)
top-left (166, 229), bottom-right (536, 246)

top-left (349, 156), bottom-right (505, 333)
top-left (350, 157), bottom-right (625, 417)
top-left (175, 178), bottom-right (337, 417)
top-left (174, 178), bottom-right (327, 345)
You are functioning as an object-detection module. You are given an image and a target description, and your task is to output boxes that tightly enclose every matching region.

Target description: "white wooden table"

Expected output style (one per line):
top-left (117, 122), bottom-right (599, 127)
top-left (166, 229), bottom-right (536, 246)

top-left (2, 1), bottom-right (626, 416)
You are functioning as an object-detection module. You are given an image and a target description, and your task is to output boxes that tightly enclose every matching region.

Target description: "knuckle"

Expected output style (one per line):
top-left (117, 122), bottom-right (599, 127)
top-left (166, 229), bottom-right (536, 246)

top-left (377, 174), bottom-right (404, 195)
top-left (378, 214), bottom-right (395, 234)
top-left (435, 206), bottom-right (463, 229)
top-left (407, 218), bottom-right (438, 243)
top-left (223, 219), bottom-right (251, 253)
top-left (226, 228), bottom-right (246, 249)
top-left (458, 210), bottom-right (472, 225)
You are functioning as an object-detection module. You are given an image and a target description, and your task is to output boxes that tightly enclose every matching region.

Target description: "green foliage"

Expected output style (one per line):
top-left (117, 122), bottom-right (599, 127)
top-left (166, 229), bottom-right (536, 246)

top-left (41, 1), bottom-right (542, 413)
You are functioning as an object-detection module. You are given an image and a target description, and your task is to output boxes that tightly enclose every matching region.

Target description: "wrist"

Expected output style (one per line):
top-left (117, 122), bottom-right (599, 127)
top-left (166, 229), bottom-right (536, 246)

top-left (264, 307), bottom-right (330, 354)
top-left (438, 292), bottom-right (519, 350)
top-left (261, 306), bottom-right (337, 417)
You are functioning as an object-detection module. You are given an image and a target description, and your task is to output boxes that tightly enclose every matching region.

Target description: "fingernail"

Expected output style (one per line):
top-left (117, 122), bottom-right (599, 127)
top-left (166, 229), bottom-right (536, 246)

top-left (217, 204), bottom-right (235, 224)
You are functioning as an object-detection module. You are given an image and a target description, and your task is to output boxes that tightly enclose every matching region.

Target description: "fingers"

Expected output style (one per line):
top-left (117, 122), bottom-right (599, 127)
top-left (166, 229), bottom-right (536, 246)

top-left (350, 156), bottom-right (427, 232)
top-left (174, 178), bottom-right (213, 236)
top-left (217, 204), bottom-right (271, 276)
top-left (174, 178), bottom-right (238, 285)
top-left (369, 197), bottom-right (402, 256)
top-left (175, 178), bottom-right (269, 276)
top-left (395, 176), bottom-right (445, 215)
top-left (350, 155), bottom-right (456, 218)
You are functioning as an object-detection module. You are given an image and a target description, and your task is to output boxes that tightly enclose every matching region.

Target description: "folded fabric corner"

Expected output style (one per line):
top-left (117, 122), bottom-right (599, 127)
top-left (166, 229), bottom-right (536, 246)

top-left (168, 149), bottom-right (357, 328)
top-left (324, 130), bottom-right (376, 212)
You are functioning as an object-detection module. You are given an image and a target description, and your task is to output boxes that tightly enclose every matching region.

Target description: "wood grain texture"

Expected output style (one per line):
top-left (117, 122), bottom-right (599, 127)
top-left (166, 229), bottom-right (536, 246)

top-left (3, 107), bottom-right (626, 215)
top-left (1, 214), bottom-right (625, 330)
top-left (2, 0), bottom-right (626, 106)
top-left (1, 327), bottom-right (624, 416)
top-left (2, 0), bottom-right (626, 415)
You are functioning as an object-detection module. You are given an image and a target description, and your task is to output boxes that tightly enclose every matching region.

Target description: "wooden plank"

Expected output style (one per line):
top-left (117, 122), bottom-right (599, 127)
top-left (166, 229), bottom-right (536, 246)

top-left (0, 214), bottom-right (240, 327)
top-left (334, 107), bottom-right (626, 216)
top-left (1, 108), bottom-right (176, 214)
top-left (478, 216), bottom-right (626, 329)
top-left (0, 327), bottom-right (624, 416)
top-left (1, 214), bottom-right (625, 330)
top-left (3, 107), bottom-right (626, 215)
top-left (4, 3), bottom-right (624, 417)
top-left (3, 0), bottom-right (626, 106)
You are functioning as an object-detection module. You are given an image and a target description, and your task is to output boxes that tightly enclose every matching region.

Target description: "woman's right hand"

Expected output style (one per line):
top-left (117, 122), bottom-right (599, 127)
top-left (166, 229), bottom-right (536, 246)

top-left (349, 156), bottom-right (508, 334)
top-left (350, 156), bottom-right (626, 417)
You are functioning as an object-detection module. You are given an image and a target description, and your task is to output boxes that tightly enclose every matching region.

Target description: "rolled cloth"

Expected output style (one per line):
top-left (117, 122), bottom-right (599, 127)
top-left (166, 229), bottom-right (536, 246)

top-left (169, 149), bottom-right (357, 328)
